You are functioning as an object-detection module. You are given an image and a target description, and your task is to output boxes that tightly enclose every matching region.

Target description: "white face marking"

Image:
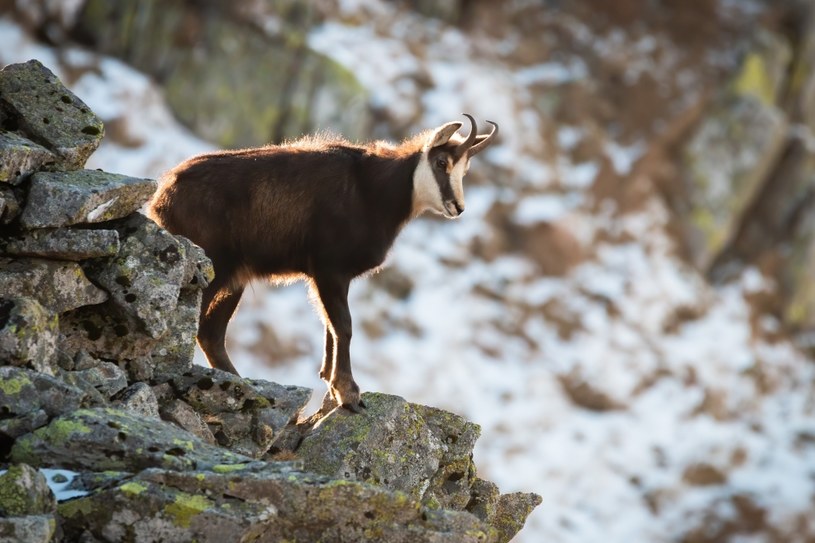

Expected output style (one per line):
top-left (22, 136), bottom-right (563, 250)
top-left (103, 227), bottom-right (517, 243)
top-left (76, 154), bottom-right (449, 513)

top-left (411, 152), bottom-right (469, 219)
top-left (412, 151), bottom-right (445, 217)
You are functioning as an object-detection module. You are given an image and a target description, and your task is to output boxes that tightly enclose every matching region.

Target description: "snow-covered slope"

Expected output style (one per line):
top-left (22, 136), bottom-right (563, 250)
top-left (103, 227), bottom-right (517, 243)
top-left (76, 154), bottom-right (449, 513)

top-left (3, 2), bottom-right (814, 540)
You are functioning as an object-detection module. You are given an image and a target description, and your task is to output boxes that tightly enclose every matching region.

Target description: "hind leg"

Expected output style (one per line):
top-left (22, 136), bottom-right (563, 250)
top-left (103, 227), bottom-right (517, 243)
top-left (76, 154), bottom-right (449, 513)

top-left (198, 273), bottom-right (244, 376)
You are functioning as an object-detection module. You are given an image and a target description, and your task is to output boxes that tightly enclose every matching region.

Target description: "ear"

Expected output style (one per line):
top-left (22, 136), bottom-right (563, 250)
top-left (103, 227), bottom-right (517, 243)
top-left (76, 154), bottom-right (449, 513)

top-left (424, 122), bottom-right (462, 151)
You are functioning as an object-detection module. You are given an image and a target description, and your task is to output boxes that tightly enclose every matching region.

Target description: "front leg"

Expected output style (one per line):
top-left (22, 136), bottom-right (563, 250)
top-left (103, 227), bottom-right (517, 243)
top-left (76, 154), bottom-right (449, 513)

top-left (313, 274), bottom-right (365, 412)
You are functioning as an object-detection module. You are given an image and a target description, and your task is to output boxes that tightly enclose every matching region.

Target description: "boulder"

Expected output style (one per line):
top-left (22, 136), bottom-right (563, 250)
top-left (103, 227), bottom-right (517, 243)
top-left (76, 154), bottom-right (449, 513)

top-left (0, 257), bottom-right (107, 314)
top-left (0, 131), bottom-right (55, 185)
top-left (0, 515), bottom-right (55, 543)
top-left (112, 382), bottom-right (161, 420)
top-left (158, 366), bottom-right (312, 458)
top-left (0, 185), bottom-right (22, 224)
top-left (58, 463), bottom-right (491, 543)
top-left (0, 366), bottom-right (86, 439)
top-left (0, 60), bottom-right (103, 170)
top-left (10, 407), bottom-right (252, 472)
top-left (0, 297), bottom-right (58, 375)
top-left (19, 170), bottom-right (156, 229)
top-left (0, 464), bottom-right (55, 516)
top-left (0, 228), bottom-right (120, 261)
top-left (680, 30), bottom-right (792, 270)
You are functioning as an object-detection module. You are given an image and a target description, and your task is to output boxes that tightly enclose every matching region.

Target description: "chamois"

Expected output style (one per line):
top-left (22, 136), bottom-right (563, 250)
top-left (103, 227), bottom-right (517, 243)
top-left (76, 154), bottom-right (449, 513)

top-left (148, 114), bottom-right (498, 412)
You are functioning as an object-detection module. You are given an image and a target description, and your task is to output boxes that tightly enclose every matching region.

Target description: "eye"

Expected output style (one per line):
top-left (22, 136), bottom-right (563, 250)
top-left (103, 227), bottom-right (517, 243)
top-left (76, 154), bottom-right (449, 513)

top-left (435, 157), bottom-right (448, 170)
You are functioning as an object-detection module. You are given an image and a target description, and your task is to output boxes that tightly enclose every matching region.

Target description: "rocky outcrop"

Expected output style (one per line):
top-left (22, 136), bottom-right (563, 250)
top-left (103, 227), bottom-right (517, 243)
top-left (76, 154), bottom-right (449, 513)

top-left (0, 61), bottom-right (538, 542)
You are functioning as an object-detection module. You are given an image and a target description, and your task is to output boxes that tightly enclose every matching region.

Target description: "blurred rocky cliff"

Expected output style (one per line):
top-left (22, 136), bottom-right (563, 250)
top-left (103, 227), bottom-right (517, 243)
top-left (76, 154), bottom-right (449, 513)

top-left (0, 60), bottom-right (538, 542)
top-left (3, 1), bottom-right (815, 542)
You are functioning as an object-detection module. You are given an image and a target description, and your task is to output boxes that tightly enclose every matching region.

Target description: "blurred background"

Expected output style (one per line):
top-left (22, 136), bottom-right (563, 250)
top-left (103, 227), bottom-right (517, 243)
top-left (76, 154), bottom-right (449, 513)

top-left (2, 0), bottom-right (815, 541)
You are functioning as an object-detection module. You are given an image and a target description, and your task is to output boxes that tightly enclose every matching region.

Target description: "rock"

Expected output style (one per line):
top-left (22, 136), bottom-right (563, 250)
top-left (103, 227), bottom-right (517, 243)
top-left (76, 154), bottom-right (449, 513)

top-left (0, 185), bottom-right (22, 224)
top-left (490, 493), bottom-right (543, 543)
top-left (112, 383), bottom-right (160, 419)
top-left (149, 288), bottom-right (200, 374)
top-left (176, 235), bottom-right (214, 291)
top-left (0, 297), bottom-right (58, 375)
top-left (466, 478), bottom-right (500, 522)
top-left (10, 407), bottom-right (252, 472)
top-left (67, 362), bottom-right (128, 398)
top-left (73, 0), bottom-right (371, 147)
top-left (0, 515), bottom-right (56, 543)
top-left (161, 367), bottom-right (312, 458)
top-left (0, 367), bottom-right (86, 439)
top-left (0, 60), bottom-right (103, 170)
top-left (0, 131), bottom-right (56, 185)
top-left (159, 399), bottom-right (216, 445)
top-left (0, 464), bottom-right (55, 516)
top-left (58, 301), bottom-right (156, 362)
top-left (19, 170), bottom-right (156, 229)
top-left (297, 392), bottom-right (443, 500)
top-left (413, 404), bottom-right (481, 510)
top-left (680, 30), bottom-right (792, 270)
top-left (0, 257), bottom-right (107, 313)
top-left (83, 213), bottom-right (186, 339)
top-left (59, 463), bottom-right (491, 543)
top-left (0, 228), bottom-right (120, 261)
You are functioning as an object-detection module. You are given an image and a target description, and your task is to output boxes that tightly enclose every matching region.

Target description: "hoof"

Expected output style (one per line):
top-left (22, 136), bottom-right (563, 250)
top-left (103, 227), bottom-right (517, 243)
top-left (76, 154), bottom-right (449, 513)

top-left (341, 400), bottom-right (367, 414)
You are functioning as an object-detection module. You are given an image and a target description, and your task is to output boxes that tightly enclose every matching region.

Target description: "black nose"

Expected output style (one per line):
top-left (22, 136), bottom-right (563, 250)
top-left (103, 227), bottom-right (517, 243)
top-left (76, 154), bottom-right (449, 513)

top-left (454, 202), bottom-right (465, 215)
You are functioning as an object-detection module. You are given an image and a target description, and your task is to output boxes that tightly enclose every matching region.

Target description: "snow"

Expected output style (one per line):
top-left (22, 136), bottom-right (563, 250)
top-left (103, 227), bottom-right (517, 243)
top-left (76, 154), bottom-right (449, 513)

top-left (3, 7), bottom-right (815, 543)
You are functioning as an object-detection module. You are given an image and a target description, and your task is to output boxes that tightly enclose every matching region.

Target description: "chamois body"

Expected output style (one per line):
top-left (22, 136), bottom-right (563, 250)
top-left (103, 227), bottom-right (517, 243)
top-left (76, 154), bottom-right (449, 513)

top-left (149, 116), bottom-right (497, 410)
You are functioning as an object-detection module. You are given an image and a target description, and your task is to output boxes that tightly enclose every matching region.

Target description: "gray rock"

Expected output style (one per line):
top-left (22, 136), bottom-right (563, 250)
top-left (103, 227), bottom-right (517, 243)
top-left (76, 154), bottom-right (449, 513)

top-left (149, 288), bottom-right (200, 374)
top-left (0, 228), bottom-right (120, 261)
top-left (20, 170), bottom-right (156, 229)
top-left (0, 185), bottom-right (22, 224)
top-left (0, 515), bottom-right (56, 543)
top-left (84, 214), bottom-right (186, 339)
top-left (0, 367), bottom-right (86, 438)
top-left (297, 392), bottom-right (443, 500)
top-left (413, 403), bottom-right (481, 510)
top-left (491, 493), bottom-right (543, 543)
top-left (0, 131), bottom-right (56, 185)
top-left (176, 235), bottom-right (214, 290)
top-left (112, 383), bottom-right (161, 419)
top-left (162, 367), bottom-right (311, 458)
top-left (59, 301), bottom-right (156, 362)
top-left (465, 478), bottom-right (500, 522)
top-left (159, 398), bottom-right (216, 444)
top-left (0, 297), bottom-right (58, 375)
top-left (0, 60), bottom-right (103, 170)
top-left (10, 407), bottom-right (252, 472)
top-left (0, 464), bottom-right (55, 516)
top-left (69, 362), bottom-right (128, 398)
top-left (0, 257), bottom-right (107, 313)
top-left (58, 463), bottom-right (491, 543)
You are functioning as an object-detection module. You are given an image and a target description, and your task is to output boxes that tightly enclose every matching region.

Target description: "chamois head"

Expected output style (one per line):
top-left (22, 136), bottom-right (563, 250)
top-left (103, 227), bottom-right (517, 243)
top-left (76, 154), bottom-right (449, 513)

top-left (412, 114), bottom-right (498, 218)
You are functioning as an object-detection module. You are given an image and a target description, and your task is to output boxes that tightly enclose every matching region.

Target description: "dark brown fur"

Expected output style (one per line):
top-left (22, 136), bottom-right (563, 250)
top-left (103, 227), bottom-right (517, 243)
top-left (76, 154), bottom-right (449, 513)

top-left (149, 136), bottom-right (435, 409)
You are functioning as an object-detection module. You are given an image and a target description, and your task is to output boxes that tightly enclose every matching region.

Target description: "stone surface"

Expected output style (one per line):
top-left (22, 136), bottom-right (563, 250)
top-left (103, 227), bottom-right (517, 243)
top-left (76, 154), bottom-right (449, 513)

top-left (0, 464), bottom-right (55, 516)
top-left (0, 228), bottom-right (120, 261)
top-left (0, 366), bottom-right (86, 438)
top-left (159, 366), bottom-right (311, 458)
top-left (680, 30), bottom-right (792, 270)
top-left (149, 288), bottom-right (200, 373)
top-left (59, 463), bottom-right (491, 543)
top-left (491, 493), bottom-right (544, 543)
top-left (74, 0), bottom-right (371, 148)
top-left (0, 297), bottom-right (58, 375)
top-left (0, 131), bottom-right (55, 185)
top-left (177, 235), bottom-right (214, 291)
top-left (297, 393), bottom-right (443, 500)
top-left (10, 407), bottom-right (252, 472)
top-left (0, 515), bottom-right (56, 543)
top-left (0, 185), bottom-right (22, 224)
top-left (83, 213), bottom-right (186, 339)
top-left (159, 398), bottom-right (217, 445)
top-left (0, 60), bottom-right (104, 170)
top-left (19, 170), bottom-right (156, 229)
top-left (0, 60), bottom-right (103, 170)
top-left (0, 257), bottom-right (107, 313)
top-left (113, 382), bottom-right (161, 419)
top-left (68, 361), bottom-right (128, 398)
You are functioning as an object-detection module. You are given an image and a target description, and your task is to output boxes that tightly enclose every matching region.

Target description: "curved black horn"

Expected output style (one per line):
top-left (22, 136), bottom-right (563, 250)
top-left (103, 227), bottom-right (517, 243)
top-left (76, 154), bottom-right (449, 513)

top-left (455, 113), bottom-right (478, 157)
top-left (467, 120), bottom-right (498, 157)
